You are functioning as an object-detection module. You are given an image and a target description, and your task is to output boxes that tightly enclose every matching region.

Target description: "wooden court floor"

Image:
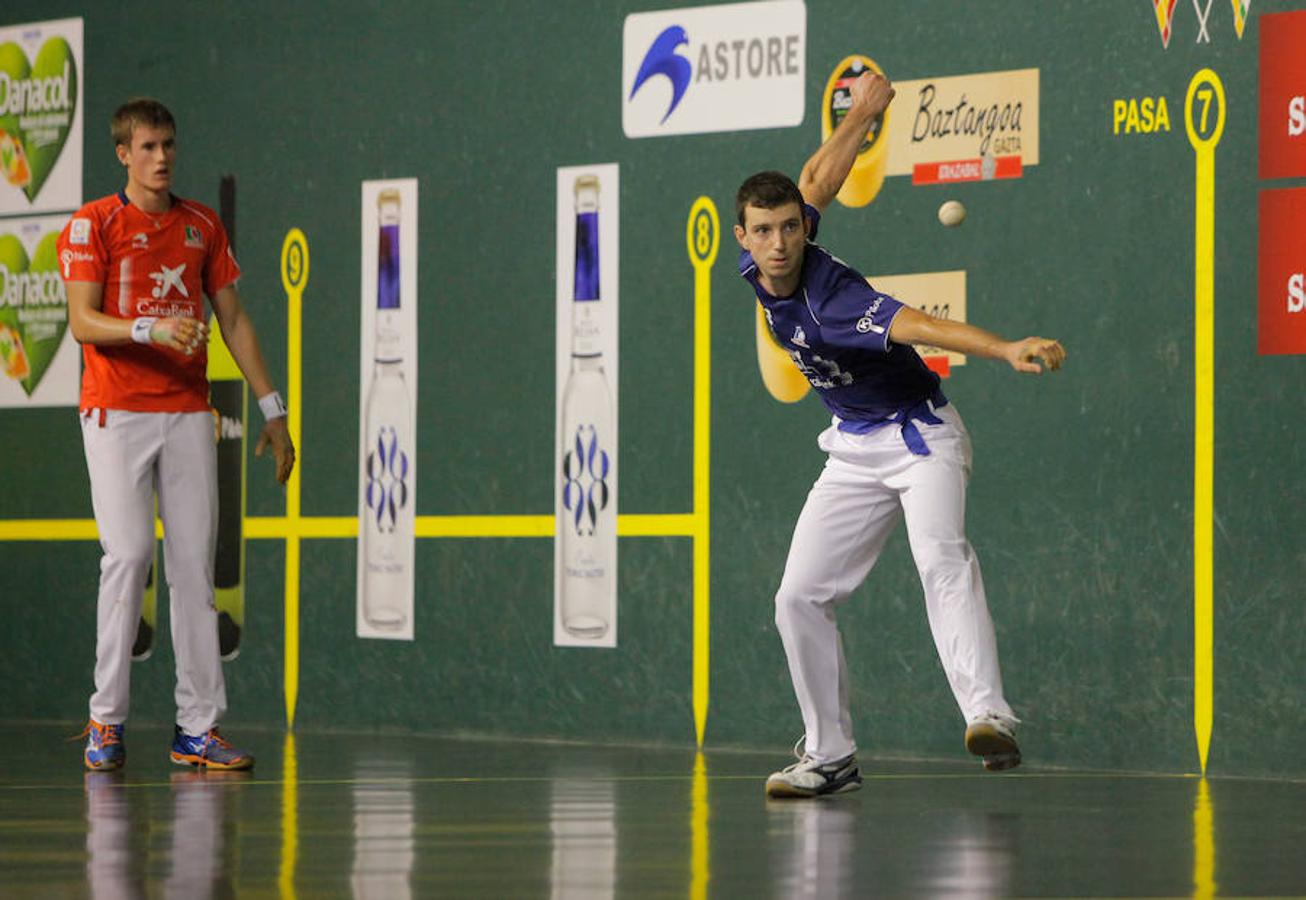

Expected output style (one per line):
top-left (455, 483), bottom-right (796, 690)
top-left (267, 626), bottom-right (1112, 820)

top-left (1, 722), bottom-right (1304, 897)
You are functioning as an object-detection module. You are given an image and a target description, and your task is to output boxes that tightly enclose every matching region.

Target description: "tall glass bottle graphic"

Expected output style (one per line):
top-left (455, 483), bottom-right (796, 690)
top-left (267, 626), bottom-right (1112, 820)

top-left (559, 175), bottom-right (614, 639)
top-left (362, 189), bottom-right (412, 629)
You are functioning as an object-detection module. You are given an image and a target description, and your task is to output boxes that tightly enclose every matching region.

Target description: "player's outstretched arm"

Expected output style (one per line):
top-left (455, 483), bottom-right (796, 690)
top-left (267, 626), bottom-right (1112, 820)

top-left (888, 306), bottom-right (1066, 374)
top-left (210, 284), bottom-right (296, 484)
top-left (798, 71), bottom-right (894, 213)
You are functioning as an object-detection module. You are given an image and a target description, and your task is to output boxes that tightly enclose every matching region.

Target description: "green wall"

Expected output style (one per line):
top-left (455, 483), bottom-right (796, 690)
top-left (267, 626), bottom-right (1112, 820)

top-left (1, 0), bottom-right (1303, 778)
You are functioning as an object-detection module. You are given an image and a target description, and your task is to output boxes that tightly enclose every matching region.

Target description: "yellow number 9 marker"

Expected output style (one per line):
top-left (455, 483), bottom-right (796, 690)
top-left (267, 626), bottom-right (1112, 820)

top-left (281, 228), bottom-right (310, 296)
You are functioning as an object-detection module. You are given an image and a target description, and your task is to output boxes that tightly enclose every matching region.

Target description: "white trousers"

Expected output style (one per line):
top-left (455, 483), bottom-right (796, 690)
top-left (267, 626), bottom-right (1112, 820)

top-left (774, 403), bottom-right (1015, 763)
top-left (81, 409), bottom-right (225, 734)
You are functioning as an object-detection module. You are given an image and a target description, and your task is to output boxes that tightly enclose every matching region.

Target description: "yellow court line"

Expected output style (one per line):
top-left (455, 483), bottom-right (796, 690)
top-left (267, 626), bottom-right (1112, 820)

top-left (619, 513), bottom-right (697, 537)
top-left (0, 519), bottom-right (100, 541)
top-left (1185, 69), bottom-right (1224, 776)
top-left (688, 196), bottom-right (719, 748)
top-left (0, 512), bottom-right (700, 541)
top-left (246, 516), bottom-right (356, 539)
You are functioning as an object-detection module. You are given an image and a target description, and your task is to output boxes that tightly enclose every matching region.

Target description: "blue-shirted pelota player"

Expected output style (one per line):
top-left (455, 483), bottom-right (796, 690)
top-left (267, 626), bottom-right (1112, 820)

top-left (739, 71), bottom-right (1066, 798)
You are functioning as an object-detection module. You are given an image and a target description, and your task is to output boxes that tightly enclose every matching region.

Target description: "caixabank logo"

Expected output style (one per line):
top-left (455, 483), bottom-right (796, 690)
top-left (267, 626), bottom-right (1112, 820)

top-left (623, 1), bottom-right (805, 138)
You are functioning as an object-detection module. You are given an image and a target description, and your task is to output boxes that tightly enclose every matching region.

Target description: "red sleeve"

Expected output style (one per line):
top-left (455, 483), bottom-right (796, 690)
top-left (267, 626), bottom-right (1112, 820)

top-left (204, 221), bottom-right (242, 296)
top-left (56, 209), bottom-right (107, 283)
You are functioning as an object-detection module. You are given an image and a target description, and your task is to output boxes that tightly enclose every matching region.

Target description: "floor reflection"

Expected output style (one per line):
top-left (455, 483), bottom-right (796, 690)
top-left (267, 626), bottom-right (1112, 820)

top-left (550, 774), bottom-right (617, 899)
top-left (768, 799), bottom-right (1018, 898)
top-left (350, 755), bottom-right (415, 900)
top-left (85, 767), bottom-right (247, 900)
top-left (915, 811), bottom-right (1019, 899)
top-left (1193, 777), bottom-right (1216, 899)
top-left (19, 725), bottom-right (1297, 897)
top-left (768, 799), bottom-right (856, 899)
top-left (85, 770), bottom-right (146, 900)
top-left (690, 752), bottom-right (708, 900)
top-left (166, 769), bottom-right (246, 898)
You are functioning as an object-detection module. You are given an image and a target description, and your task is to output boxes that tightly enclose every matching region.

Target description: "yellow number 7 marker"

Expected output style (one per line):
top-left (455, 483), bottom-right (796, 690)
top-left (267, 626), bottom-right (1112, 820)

top-left (1184, 68), bottom-right (1224, 775)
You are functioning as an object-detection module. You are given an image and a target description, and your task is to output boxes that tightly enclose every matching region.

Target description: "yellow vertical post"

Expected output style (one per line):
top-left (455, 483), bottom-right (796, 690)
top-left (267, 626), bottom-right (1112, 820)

top-left (1184, 70), bottom-right (1224, 775)
top-left (686, 198), bottom-right (719, 747)
top-left (279, 229), bottom-right (310, 729)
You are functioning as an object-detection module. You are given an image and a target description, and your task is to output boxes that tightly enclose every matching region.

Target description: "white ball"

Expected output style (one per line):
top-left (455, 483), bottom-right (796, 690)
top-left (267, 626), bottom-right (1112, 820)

top-left (938, 199), bottom-right (966, 227)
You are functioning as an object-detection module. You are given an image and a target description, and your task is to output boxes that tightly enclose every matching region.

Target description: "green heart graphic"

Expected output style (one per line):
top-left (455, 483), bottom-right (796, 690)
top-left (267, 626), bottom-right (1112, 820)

top-left (0, 36), bottom-right (78, 203)
top-left (0, 229), bottom-right (67, 396)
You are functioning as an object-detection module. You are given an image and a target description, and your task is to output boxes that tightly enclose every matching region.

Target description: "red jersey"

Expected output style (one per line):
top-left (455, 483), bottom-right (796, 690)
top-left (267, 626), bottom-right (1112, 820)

top-left (57, 191), bottom-right (241, 412)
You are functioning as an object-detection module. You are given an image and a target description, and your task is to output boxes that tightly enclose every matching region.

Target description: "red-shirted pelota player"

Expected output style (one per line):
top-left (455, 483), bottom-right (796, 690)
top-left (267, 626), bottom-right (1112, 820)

top-left (58, 98), bottom-right (294, 771)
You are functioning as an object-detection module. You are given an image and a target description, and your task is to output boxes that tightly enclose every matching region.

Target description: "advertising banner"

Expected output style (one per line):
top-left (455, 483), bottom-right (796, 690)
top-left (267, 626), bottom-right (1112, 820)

top-left (1258, 187), bottom-right (1306, 356)
top-left (0, 18), bottom-right (83, 216)
top-left (883, 68), bottom-right (1039, 186)
top-left (1259, 9), bottom-right (1306, 180)
top-left (555, 164), bottom-right (619, 648)
top-left (356, 179), bottom-right (418, 640)
top-left (0, 212), bottom-right (77, 406)
top-left (623, 1), bottom-right (805, 138)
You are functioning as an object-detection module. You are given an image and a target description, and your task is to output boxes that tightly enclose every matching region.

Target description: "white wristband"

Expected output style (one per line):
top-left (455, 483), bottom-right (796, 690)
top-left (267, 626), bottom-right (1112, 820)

top-left (258, 391), bottom-right (288, 421)
top-left (131, 317), bottom-right (158, 345)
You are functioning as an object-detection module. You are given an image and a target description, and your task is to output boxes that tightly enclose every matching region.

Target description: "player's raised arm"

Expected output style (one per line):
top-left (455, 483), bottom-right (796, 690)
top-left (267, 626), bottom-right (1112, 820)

top-left (798, 71), bottom-right (894, 213)
top-left (888, 306), bottom-right (1067, 374)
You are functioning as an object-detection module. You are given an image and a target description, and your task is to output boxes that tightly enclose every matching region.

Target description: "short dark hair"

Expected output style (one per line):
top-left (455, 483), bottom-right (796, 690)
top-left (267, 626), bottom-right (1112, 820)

top-left (735, 170), bottom-right (804, 226)
top-left (111, 97), bottom-right (175, 147)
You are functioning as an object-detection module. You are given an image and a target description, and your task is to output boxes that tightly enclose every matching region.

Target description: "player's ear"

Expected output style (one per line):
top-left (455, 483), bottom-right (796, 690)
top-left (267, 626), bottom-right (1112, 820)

top-left (733, 223), bottom-right (748, 248)
top-left (115, 142), bottom-right (129, 167)
top-left (802, 214), bottom-right (812, 238)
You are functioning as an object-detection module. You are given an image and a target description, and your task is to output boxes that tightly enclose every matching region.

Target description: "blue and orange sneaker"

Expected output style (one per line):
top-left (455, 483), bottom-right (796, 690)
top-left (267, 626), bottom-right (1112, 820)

top-left (80, 719), bottom-right (126, 771)
top-left (170, 726), bottom-right (254, 771)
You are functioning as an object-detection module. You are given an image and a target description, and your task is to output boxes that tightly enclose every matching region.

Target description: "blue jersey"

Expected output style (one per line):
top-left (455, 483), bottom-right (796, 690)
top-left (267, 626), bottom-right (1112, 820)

top-left (740, 205), bottom-right (943, 447)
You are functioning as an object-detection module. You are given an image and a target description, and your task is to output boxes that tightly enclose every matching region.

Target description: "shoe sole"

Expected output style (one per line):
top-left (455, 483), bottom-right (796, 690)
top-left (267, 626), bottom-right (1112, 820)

top-left (764, 777), bottom-right (862, 799)
top-left (965, 724), bottom-right (1022, 771)
top-left (170, 752), bottom-right (254, 771)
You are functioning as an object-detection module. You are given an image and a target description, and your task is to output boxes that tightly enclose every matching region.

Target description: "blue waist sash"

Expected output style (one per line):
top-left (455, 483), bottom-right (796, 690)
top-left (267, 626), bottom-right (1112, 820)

top-left (835, 388), bottom-right (949, 456)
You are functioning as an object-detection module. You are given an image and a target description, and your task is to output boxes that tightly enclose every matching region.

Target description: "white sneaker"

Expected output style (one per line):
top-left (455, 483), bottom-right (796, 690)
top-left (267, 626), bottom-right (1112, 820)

top-left (765, 751), bottom-right (862, 798)
top-left (965, 714), bottom-right (1021, 771)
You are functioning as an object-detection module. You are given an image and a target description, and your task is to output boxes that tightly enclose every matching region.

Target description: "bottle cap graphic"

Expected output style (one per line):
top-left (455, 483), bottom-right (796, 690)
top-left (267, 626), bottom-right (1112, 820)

top-left (573, 175), bottom-right (600, 302)
top-left (377, 190), bottom-right (401, 311)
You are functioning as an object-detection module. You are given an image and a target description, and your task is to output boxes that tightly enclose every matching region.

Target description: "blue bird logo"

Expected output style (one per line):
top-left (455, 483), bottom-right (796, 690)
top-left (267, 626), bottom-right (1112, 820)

top-left (629, 25), bottom-right (692, 124)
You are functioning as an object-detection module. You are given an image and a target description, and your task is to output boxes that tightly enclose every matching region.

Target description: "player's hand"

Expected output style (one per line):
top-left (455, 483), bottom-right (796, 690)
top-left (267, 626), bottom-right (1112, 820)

top-left (255, 417), bottom-right (296, 484)
top-left (1004, 337), bottom-right (1066, 374)
top-left (150, 316), bottom-right (209, 356)
top-left (850, 71), bottom-right (895, 119)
